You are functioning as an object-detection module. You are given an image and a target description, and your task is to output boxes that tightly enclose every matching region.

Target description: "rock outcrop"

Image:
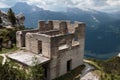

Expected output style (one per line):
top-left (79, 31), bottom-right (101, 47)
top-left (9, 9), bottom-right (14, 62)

top-left (0, 10), bottom-right (25, 28)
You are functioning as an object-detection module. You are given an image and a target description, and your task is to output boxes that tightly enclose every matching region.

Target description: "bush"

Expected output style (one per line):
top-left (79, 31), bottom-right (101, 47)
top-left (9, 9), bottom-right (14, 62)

top-left (0, 56), bottom-right (3, 64)
top-left (0, 57), bottom-right (43, 80)
top-left (89, 57), bottom-right (120, 80)
top-left (0, 60), bottom-right (27, 80)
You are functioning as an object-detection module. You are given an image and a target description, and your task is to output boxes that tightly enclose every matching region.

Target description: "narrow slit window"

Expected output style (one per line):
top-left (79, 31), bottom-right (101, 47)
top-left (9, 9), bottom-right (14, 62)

top-left (38, 40), bottom-right (42, 54)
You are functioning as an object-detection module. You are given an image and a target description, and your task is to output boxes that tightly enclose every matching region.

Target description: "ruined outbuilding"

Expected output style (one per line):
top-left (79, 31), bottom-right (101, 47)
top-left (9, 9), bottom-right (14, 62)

top-left (8, 20), bottom-right (85, 80)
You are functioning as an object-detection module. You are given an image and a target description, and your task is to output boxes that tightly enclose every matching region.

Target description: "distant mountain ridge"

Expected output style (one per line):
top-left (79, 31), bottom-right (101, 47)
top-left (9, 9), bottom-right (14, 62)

top-left (1, 2), bottom-right (117, 27)
top-left (1, 2), bottom-right (120, 58)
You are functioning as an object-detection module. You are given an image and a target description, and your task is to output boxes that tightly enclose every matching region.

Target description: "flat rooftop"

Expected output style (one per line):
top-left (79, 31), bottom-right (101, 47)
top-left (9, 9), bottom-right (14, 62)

top-left (7, 51), bottom-right (50, 66)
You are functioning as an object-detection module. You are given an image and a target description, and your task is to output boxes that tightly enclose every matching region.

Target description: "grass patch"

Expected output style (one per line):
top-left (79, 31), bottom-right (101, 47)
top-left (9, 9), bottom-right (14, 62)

top-left (0, 56), bottom-right (3, 64)
top-left (99, 71), bottom-right (120, 80)
top-left (93, 70), bottom-right (101, 76)
top-left (85, 57), bottom-right (120, 80)
top-left (0, 45), bottom-right (18, 54)
top-left (84, 59), bottom-right (101, 70)
top-left (53, 64), bottom-right (85, 80)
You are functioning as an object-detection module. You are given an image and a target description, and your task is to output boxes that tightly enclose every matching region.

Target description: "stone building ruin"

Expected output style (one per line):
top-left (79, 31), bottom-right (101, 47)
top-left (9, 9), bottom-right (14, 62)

top-left (8, 20), bottom-right (86, 80)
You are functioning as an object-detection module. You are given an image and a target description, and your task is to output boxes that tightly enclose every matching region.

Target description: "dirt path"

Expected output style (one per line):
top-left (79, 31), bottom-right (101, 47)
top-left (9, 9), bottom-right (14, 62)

top-left (80, 71), bottom-right (100, 80)
top-left (80, 60), bottom-right (100, 80)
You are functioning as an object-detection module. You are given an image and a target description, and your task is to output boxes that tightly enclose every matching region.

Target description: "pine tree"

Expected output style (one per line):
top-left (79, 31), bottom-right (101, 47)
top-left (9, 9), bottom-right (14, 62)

top-left (0, 17), bottom-right (2, 24)
top-left (0, 38), bottom-right (2, 51)
top-left (7, 8), bottom-right (16, 26)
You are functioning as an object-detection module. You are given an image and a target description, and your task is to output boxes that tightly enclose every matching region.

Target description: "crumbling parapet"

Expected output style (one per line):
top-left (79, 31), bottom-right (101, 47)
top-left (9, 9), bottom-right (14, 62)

top-left (38, 20), bottom-right (54, 32)
top-left (59, 21), bottom-right (68, 34)
top-left (75, 22), bottom-right (86, 38)
top-left (38, 20), bottom-right (85, 34)
top-left (52, 20), bottom-right (60, 30)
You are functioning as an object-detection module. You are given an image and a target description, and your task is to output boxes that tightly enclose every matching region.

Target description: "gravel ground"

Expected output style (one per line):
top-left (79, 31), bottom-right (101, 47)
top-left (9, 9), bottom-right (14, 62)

top-left (80, 71), bottom-right (100, 80)
top-left (80, 60), bottom-right (100, 80)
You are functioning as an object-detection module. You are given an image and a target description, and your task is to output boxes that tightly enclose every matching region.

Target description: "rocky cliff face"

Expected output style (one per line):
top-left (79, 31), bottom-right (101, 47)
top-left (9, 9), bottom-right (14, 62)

top-left (0, 10), bottom-right (25, 28)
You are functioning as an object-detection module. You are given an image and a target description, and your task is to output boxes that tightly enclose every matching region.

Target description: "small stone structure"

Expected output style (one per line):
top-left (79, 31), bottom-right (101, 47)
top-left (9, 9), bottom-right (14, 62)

top-left (8, 20), bottom-right (86, 80)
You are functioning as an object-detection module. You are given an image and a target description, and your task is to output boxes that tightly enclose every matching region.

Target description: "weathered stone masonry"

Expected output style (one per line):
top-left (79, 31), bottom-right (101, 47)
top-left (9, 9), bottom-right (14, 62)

top-left (9, 20), bottom-right (85, 80)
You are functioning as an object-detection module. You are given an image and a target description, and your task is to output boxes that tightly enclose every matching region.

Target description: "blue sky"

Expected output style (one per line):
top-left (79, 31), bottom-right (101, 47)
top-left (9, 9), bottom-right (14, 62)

top-left (0, 0), bottom-right (120, 12)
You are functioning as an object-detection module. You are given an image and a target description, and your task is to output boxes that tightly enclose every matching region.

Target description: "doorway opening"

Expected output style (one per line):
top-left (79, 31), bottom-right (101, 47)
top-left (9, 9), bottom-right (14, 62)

top-left (67, 60), bottom-right (72, 72)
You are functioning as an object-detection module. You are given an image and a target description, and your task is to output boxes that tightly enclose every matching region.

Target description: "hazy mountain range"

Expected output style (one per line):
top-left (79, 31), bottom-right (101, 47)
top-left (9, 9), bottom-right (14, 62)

top-left (1, 2), bottom-right (120, 59)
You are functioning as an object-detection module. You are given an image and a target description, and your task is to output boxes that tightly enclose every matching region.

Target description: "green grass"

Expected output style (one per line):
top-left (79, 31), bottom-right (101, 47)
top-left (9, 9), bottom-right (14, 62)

top-left (0, 45), bottom-right (18, 54)
top-left (85, 57), bottom-right (120, 80)
top-left (53, 64), bottom-right (85, 80)
top-left (99, 72), bottom-right (120, 80)
top-left (84, 59), bottom-right (101, 70)
top-left (0, 56), bottom-right (3, 64)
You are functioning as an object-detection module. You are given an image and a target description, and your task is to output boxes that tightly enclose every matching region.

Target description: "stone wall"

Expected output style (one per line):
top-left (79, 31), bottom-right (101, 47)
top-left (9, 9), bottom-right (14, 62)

top-left (25, 33), bottom-right (38, 54)
top-left (58, 45), bottom-right (83, 76)
top-left (33, 33), bottom-right (51, 58)
top-left (38, 20), bottom-right (53, 31)
top-left (16, 31), bottom-right (23, 47)
top-left (25, 33), bottom-right (52, 58)
top-left (48, 21), bottom-right (85, 80)
top-left (40, 30), bottom-right (60, 36)
top-left (16, 29), bottom-right (39, 48)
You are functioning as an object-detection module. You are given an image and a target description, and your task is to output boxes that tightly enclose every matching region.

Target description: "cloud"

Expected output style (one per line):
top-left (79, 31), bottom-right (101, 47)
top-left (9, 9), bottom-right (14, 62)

top-left (0, 0), bottom-right (22, 7)
top-left (23, 0), bottom-right (70, 11)
top-left (107, 0), bottom-right (120, 6)
top-left (0, 0), bottom-right (120, 12)
top-left (0, 2), bottom-right (10, 8)
top-left (91, 0), bottom-right (108, 6)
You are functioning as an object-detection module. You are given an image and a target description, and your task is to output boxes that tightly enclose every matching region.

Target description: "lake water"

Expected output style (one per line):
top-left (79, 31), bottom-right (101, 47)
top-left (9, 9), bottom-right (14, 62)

top-left (84, 52), bottom-right (119, 60)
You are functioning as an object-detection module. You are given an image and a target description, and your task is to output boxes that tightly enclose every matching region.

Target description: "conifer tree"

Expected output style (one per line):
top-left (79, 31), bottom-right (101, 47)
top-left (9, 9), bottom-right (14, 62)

top-left (7, 8), bottom-right (16, 26)
top-left (0, 17), bottom-right (2, 24)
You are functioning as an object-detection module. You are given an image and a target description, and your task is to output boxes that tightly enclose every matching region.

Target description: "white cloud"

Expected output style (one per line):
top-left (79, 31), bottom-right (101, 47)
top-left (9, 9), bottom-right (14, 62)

top-left (107, 0), bottom-right (120, 6)
top-left (0, 2), bottom-right (10, 8)
top-left (0, 0), bottom-right (120, 12)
